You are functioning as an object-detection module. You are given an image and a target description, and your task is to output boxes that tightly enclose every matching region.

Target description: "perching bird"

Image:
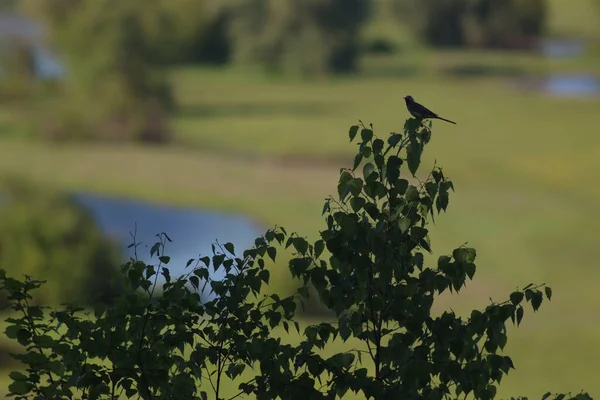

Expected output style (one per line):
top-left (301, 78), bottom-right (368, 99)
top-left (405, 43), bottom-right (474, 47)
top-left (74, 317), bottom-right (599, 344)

top-left (403, 95), bottom-right (456, 124)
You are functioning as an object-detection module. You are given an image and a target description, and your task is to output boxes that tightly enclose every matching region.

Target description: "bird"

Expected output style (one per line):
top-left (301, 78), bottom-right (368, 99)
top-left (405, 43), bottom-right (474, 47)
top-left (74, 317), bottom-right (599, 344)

top-left (403, 95), bottom-right (456, 124)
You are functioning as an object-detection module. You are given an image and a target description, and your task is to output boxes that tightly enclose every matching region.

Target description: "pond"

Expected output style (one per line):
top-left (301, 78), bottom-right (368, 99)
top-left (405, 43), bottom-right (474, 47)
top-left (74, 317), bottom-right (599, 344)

top-left (515, 74), bottom-right (600, 97)
top-left (72, 192), bottom-right (266, 292)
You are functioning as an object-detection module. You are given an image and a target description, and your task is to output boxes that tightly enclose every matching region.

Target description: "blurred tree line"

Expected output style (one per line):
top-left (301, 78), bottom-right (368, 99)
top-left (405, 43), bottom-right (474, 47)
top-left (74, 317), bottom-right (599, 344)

top-left (4, 0), bottom-right (547, 143)
top-left (390, 0), bottom-right (547, 49)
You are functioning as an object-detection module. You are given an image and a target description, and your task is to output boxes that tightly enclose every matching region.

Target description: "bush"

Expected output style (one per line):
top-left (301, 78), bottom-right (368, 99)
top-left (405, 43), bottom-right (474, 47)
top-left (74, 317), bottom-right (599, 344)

top-left (0, 178), bottom-right (123, 307)
top-left (1, 119), bottom-right (591, 399)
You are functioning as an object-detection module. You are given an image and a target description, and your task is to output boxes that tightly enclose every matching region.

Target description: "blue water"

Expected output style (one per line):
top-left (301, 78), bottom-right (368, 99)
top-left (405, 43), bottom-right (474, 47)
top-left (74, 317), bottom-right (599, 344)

top-left (72, 192), bottom-right (265, 287)
top-left (542, 74), bottom-right (600, 97)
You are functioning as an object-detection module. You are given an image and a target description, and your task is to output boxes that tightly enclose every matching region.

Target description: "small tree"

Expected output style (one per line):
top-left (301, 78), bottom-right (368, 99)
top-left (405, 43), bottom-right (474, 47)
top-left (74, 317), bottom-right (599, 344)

top-left (1, 118), bottom-right (592, 399)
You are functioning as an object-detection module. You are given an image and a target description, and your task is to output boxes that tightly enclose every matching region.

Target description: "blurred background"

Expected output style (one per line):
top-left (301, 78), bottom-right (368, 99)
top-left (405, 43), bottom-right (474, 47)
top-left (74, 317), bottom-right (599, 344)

top-left (0, 0), bottom-right (599, 397)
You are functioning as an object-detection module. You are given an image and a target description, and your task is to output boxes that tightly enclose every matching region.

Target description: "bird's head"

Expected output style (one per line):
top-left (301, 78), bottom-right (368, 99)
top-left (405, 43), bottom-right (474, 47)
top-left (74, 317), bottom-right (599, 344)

top-left (404, 95), bottom-right (414, 103)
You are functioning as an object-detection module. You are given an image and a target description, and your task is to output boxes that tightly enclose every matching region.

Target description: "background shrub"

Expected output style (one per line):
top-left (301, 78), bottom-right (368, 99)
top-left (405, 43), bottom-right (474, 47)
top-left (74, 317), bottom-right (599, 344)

top-left (0, 177), bottom-right (123, 307)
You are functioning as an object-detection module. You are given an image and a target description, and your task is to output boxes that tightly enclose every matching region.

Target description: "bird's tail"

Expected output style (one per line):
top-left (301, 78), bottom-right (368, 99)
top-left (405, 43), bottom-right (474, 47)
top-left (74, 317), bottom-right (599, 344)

top-left (435, 116), bottom-right (456, 124)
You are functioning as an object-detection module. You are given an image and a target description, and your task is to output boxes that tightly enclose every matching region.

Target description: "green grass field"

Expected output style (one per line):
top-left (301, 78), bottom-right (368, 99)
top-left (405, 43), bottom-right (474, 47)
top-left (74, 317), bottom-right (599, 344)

top-left (0, 1), bottom-right (600, 397)
top-left (1, 63), bottom-right (600, 397)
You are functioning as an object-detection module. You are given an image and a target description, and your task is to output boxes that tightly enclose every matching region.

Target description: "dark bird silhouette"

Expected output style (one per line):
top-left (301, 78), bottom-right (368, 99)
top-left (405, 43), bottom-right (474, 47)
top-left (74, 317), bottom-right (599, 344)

top-left (403, 95), bottom-right (456, 124)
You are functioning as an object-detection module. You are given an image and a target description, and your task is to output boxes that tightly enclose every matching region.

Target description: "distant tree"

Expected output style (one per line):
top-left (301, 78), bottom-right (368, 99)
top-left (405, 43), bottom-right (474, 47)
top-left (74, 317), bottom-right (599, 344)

top-left (19, 0), bottom-right (177, 143)
top-left (226, 0), bottom-right (371, 76)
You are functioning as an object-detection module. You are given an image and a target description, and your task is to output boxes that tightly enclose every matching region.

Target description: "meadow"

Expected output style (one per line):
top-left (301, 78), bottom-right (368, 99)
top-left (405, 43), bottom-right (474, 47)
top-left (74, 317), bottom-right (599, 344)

top-left (1, 0), bottom-right (600, 397)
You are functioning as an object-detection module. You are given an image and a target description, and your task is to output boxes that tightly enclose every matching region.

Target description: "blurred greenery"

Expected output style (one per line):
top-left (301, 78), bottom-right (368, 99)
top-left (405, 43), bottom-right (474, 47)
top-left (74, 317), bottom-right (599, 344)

top-left (390, 0), bottom-right (547, 48)
top-left (0, 0), bottom-right (598, 397)
top-left (0, 178), bottom-right (123, 307)
top-left (17, 0), bottom-right (176, 143)
top-left (226, 0), bottom-right (371, 76)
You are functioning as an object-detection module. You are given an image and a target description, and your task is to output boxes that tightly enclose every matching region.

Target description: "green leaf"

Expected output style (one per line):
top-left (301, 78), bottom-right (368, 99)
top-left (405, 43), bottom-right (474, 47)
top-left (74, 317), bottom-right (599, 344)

top-left (5, 325), bottom-right (20, 340)
top-left (8, 380), bottom-right (33, 395)
top-left (407, 140), bottom-right (423, 176)
top-left (398, 217), bottom-right (411, 233)
top-left (349, 125), bottom-right (359, 141)
top-left (464, 263), bottom-right (476, 279)
top-left (419, 238), bottom-right (433, 254)
top-left (516, 306), bottom-right (524, 326)
top-left (200, 256), bottom-right (210, 267)
top-left (436, 192), bottom-right (449, 213)
top-left (410, 226), bottom-right (428, 241)
top-left (8, 371), bottom-right (28, 381)
top-left (16, 328), bottom-right (31, 346)
top-left (314, 240), bottom-right (325, 258)
top-left (453, 247), bottom-right (476, 263)
top-left (425, 181), bottom-right (438, 199)
top-left (388, 133), bottom-right (402, 147)
top-left (504, 356), bottom-right (515, 370)
top-left (531, 291), bottom-right (543, 311)
top-left (224, 242), bottom-right (235, 255)
top-left (293, 237), bottom-right (309, 255)
top-left (267, 246), bottom-right (277, 262)
top-left (542, 392), bottom-right (552, 400)
top-left (159, 256), bottom-right (170, 264)
top-left (363, 162), bottom-right (375, 181)
top-left (386, 156), bottom-right (403, 184)
top-left (353, 153), bottom-right (363, 171)
top-left (510, 291), bottom-right (524, 305)
top-left (189, 275), bottom-right (199, 289)
top-left (405, 185), bottom-right (419, 202)
top-left (372, 138), bottom-right (384, 154)
top-left (349, 178), bottom-right (364, 197)
top-left (259, 270), bottom-right (270, 284)
top-left (413, 253), bottom-right (424, 271)
top-left (434, 275), bottom-right (449, 293)
top-left (337, 170), bottom-right (353, 200)
top-left (545, 286), bottom-right (552, 301)
top-left (361, 128), bottom-right (373, 142)
top-left (150, 242), bottom-right (161, 257)
top-left (395, 179), bottom-right (409, 195)
top-left (212, 254), bottom-right (225, 271)
top-left (350, 197), bottom-right (366, 212)
top-left (322, 199), bottom-right (331, 216)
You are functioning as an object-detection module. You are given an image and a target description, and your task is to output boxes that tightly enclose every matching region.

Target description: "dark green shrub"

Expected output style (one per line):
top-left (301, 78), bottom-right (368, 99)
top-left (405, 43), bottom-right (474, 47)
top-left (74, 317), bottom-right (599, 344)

top-left (0, 178), bottom-right (123, 307)
top-left (0, 119), bottom-right (591, 399)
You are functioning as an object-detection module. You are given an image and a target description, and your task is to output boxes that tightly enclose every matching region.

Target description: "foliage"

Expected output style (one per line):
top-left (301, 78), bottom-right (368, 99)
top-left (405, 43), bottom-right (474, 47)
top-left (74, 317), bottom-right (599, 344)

top-left (225, 0), bottom-right (371, 76)
top-left (1, 119), bottom-right (592, 399)
top-left (18, 0), bottom-right (176, 143)
top-left (0, 177), bottom-right (123, 307)
top-left (391, 0), bottom-right (547, 49)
